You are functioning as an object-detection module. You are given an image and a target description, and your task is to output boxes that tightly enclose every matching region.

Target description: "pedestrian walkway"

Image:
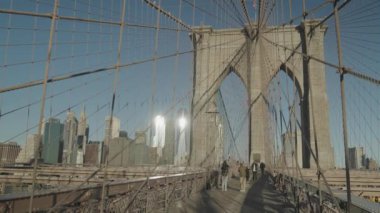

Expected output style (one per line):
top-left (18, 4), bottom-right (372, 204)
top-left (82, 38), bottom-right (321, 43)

top-left (170, 174), bottom-right (295, 213)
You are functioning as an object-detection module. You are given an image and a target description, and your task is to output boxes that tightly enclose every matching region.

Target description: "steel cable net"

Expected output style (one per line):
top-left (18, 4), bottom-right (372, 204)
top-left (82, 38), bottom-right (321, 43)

top-left (0, 0), bottom-right (379, 212)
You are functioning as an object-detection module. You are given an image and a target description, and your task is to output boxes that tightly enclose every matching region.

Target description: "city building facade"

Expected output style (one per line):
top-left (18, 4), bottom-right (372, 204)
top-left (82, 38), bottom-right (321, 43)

top-left (63, 111), bottom-right (78, 164)
top-left (0, 142), bottom-right (21, 165)
top-left (349, 147), bottom-right (364, 169)
top-left (42, 118), bottom-right (64, 164)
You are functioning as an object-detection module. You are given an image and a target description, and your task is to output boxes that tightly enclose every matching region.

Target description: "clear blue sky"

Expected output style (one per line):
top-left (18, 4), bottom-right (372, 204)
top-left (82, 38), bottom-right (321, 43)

top-left (0, 0), bottom-right (379, 168)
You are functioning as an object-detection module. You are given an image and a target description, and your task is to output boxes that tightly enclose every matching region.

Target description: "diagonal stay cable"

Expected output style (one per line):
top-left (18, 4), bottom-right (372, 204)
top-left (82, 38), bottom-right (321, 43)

top-left (212, 0), bottom-right (246, 28)
top-left (182, 0), bottom-right (239, 27)
top-left (261, 36), bottom-right (380, 86)
top-left (191, 33), bottom-right (259, 119)
top-left (227, 0), bottom-right (247, 27)
top-left (143, 0), bottom-right (192, 31)
top-left (48, 90), bottom-right (194, 211)
top-left (259, 37), bottom-right (342, 211)
top-left (0, 73), bottom-right (112, 119)
top-left (217, 90), bottom-right (242, 160)
top-left (48, 35), bottom-right (246, 212)
top-left (274, 79), bottom-right (343, 212)
top-left (0, 36), bottom-right (245, 94)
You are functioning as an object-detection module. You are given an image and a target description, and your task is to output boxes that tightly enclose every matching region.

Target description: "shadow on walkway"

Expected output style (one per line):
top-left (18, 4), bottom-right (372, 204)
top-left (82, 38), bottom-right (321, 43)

top-left (170, 174), bottom-right (295, 213)
top-left (240, 174), bottom-right (295, 213)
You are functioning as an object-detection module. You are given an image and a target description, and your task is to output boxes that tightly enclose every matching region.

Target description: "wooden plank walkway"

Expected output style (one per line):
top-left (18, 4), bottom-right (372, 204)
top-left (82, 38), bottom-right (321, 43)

top-left (170, 174), bottom-right (295, 213)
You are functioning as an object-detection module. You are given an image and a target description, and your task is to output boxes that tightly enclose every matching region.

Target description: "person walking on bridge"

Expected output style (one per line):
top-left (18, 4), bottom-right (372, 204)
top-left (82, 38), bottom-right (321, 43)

top-left (239, 163), bottom-right (246, 192)
top-left (260, 161), bottom-right (266, 176)
top-left (221, 160), bottom-right (229, 191)
top-left (251, 161), bottom-right (257, 182)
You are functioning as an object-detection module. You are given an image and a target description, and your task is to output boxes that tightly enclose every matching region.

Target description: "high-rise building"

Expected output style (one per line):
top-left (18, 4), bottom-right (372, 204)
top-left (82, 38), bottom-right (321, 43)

top-left (281, 131), bottom-right (303, 168)
top-left (108, 137), bottom-right (132, 167)
top-left (119, 130), bottom-right (128, 138)
top-left (161, 117), bottom-right (175, 165)
top-left (104, 116), bottom-right (120, 145)
top-left (133, 143), bottom-right (147, 165)
top-left (63, 111), bottom-right (78, 164)
top-left (135, 131), bottom-right (146, 144)
top-left (0, 142), bottom-right (21, 165)
top-left (84, 141), bottom-right (102, 166)
top-left (349, 147), bottom-right (364, 169)
top-left (77, 107), bottom-right (88, 137)
top-left (16, 134), bottom-right (40, 164)
top-left (76, 107), bottom-right (89, 165)
top-left (175, 109), bottom-right (190, 166)
top-left (367, 158), bottom-right (378, 170)
top-left (132, 131), bottom-right (147, 165)
top-left (151, 115), bottom-right (165, 150)
top-left (42, 118), bottom-right (64, 164)
top-left (147, 146), bottom-right (158, 164)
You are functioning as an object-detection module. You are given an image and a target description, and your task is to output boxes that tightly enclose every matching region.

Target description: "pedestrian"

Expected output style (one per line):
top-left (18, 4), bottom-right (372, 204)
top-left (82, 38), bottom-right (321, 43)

top-left (238, 163), bottom-right (246, 192)
top-left (260, 161), bottom-right (265, 176)
top-left (251, 162), bottom-right (257, 182)
top-left (245, 164), bottom-right (250, 184)
top-left (221, 160), bottom-right (229, 191)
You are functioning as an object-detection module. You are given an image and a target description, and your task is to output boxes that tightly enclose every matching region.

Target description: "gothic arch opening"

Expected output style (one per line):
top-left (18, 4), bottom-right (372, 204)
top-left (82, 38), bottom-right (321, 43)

top-left (216, 69), bottom-right (250, 165)
top-left (267, 65), bottom-right (304, 169)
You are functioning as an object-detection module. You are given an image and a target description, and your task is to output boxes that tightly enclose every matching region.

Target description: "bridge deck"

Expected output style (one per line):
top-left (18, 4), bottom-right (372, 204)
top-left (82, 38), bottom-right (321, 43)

top-left (170, 174), bottom-right (295, 213)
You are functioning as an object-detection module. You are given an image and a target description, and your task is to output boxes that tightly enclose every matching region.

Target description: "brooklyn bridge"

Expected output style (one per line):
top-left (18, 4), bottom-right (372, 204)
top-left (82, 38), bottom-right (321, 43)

top-left (0, 0), bottom-right (379, 212)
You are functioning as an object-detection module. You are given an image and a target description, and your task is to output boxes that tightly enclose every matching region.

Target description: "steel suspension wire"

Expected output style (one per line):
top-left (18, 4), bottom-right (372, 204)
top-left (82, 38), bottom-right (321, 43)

top-left (1, 32), bottom-right (244, 165)
top-left (284, 1), bottom-right (306, 207)
top-left (262, 0), bottom-right (338, 34)
top-left (48, 85), bottom-right (194, 211)
top-left (282, 0), bottom-right (324, 207)
top-left (240, 0), bottom-right (252, 28)
top-left (261, 36), bottom-right (380, 86)
top-left (260, 28), bottom-right (342, 210)
top-left (171, 0), bottom-right (183, 114)
top-left (143, 0), bottom-right (192, 31)
top-left (3, 82), bottom-right (113, 145)
top-left (48, 9), bottom-right (249, 210)
top-left (276, 104), bottom-right (314, 211)
top-left (191, 38), bottom-right (248, 119)
top-left (227, 0), bottom-right (247, 27)
top-left (0, 37), bottom-right (242, 94)
top-left (0, 1), bottom-right (233, 210)
top-left (99, 0), bottom-right (127, 211)
top-left (346, 82), bottom-right (380, 159)
top-left (217, 90), bottom-right (242, 161)
top-left (274, 77), bottom-right (343, 212)
top-left (274, 72), bottom-right (343, 212)
top-left (28, 0), bottom-right (59, 211)
top-left (212, 0), bottom-right (246, 28)
top-left (333, 2), bottom-right (352, 210)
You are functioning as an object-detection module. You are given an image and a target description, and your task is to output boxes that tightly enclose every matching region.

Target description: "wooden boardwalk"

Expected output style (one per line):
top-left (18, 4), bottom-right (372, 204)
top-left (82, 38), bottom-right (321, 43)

top-left (170, 174), bottom-right (295, 213)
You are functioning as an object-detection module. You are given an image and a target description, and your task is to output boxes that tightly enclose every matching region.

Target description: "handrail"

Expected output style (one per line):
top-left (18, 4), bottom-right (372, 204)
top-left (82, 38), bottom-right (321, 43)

top-left (0, 171), bottom-right (208, 212)
top-left (276, 172), bottom-right (380, 213)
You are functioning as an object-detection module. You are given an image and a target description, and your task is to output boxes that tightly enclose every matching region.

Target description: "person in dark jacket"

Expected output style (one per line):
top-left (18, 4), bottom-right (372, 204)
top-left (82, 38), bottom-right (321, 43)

top-left (260, 161), bottom-right (266, 176)
top-left (221, 160), bottom-right (229, 191)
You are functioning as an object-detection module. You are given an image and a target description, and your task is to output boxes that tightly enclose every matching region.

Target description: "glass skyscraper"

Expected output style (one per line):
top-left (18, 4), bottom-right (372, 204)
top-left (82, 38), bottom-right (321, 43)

top-left (42, 118), bottom-right (64, 164)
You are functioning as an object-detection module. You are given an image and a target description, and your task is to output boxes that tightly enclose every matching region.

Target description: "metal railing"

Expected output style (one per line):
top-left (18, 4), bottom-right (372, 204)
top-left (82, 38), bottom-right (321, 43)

top-left (0, 171), bottom-right (208, 212)
top-left (275, 172), bottom-right (380, 213)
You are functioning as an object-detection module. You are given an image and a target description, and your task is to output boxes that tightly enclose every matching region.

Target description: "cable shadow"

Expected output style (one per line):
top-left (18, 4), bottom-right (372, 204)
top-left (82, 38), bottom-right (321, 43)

top-left (240, 174), bottom-right (295, 213)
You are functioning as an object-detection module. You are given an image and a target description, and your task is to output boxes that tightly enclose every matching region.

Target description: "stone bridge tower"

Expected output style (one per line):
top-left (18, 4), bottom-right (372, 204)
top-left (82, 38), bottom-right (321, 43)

top-left (189, 20), bottom-right (335, 170)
